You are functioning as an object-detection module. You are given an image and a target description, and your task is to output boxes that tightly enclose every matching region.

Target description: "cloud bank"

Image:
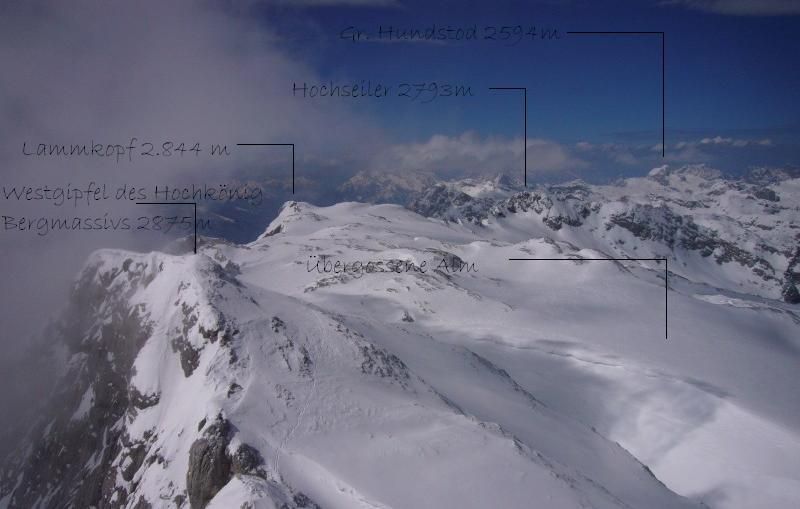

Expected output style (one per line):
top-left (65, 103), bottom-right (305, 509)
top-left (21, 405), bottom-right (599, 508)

top-left (0, 0), bottom-right (385, 359)
top-left (379, 132), bottom-right (587, 176)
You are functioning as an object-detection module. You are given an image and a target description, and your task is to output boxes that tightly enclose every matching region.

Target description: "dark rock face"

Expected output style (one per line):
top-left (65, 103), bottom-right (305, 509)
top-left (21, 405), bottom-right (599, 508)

top-left (133, 496), bottom-right (153, 509)
top-left (753, 187), bottom-right (780, 202)
top-left (172, 337), bottom-right (201, 377)
top-left (608, 206), bottom-right (778, 281)
top-left (745, 166), bottom-right (800, 185)
top-left (172, 302), bottom-right (202, 377)
top-left (186, 417), bottom-right (233, 509)
top-left (360, 344), bottom-right (410, 387)
top-left (410, 185), bottom-right (591, 231)
top-left (607, 206), bottom-right (683, 247)
top-left (290, 492), bottom-right (322, 508)
top-left (121, 438), bottom-right (149, 482)
top-left (130, 387), bottom-right (161, 410)
top-left (271, 316), bottom-right (286, 333)
top-left (0, 259), bottom-right (155, 509)
top-left (231, 444), bottom-right (264, 476)
top-left (262, 223), bottom-right (284, 237)
top-left (783, 282), bottom-right (800, 304)
top-left (271, 318), bottom-right (313, 376)
top-left (186, 417), bottom-right (270, 509)
top-left (782, 248), bottom-right (800, 304)
top-left (408, 184), bottom-right (474, 220)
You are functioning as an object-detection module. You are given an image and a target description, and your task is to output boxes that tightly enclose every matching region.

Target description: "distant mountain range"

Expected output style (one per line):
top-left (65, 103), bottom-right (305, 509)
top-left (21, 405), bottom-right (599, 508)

top-left (333, 165), bottom-right (799, 302)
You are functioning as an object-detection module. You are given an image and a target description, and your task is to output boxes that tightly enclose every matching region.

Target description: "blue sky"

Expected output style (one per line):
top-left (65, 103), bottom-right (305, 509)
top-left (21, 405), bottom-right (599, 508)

top-left (251, 0), bottom-right (800, 179)
top-left (2, 0), bottom-right (797, 185)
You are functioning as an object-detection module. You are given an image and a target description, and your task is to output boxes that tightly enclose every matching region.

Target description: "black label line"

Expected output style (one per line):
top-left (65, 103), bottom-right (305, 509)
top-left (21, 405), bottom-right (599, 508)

top-left (489, 87), bottom-right (528, 187)
top-left (135, 201), bottom-right (198, 254)
top-left (567, 31), bottom-right (666, 157)
top-left (237, 143), bottom-right (296, 194)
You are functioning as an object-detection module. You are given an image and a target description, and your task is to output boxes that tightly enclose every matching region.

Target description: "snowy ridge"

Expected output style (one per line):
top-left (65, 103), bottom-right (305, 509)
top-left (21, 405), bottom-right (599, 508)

top-left (2, 192), bottom-right (799, 508)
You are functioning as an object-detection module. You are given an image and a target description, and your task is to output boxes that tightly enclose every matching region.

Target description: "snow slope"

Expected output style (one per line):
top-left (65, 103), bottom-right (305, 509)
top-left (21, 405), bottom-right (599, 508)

top-left (2, 195), bottom-right (799, 509)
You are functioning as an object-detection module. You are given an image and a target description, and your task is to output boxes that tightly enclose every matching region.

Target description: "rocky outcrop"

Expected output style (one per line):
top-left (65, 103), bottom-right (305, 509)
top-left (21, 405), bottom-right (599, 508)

top-left (408, 184), bottom-right (474, 220)
top-left (782, 248), bottom-right (800, 304)
top-left (186, 415), bottom-right (310, 509)
top-left (187, 417), bottom-right (234, 509)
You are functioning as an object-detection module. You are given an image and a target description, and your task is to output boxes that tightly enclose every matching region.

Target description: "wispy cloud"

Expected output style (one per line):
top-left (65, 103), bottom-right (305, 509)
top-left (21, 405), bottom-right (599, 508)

top-left (379, 132), bottom-right (587, 175)
top-left (675, 136), bottom-right (773, 149)
top-left (378, 132), bottom-right (790, 181)
top-left (0, 0), bottom-right (387, 356)
top-left (662, 135), bottom-right (780, 163)
top-left (660, 0), bottom-right (800, 16)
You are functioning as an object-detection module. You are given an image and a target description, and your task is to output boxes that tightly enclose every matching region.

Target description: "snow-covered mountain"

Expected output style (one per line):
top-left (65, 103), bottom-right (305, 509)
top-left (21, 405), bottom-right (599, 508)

top-left (336, 170), bottom-right (440, 205)
top-left (404, 165), bottom-right (800, 303)
top-left (2, 167), bottom-right (799, 509)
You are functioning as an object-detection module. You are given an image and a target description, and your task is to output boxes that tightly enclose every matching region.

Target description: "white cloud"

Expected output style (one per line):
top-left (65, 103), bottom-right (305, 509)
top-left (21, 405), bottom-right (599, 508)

top-left (676, 136), bottom-right (774, 148)
top-left (380, 132), bottom-right (586, 175)
top-left (666, 134), bottom-right (777, 163)
top-left (0, 0), bottom-right (384, 183)
top-left (0, 0), bottom-right (388, 356)
top-left (700, 136), bottom-right (735, 145)
top-left (661, 0), bottom-right (800, 16)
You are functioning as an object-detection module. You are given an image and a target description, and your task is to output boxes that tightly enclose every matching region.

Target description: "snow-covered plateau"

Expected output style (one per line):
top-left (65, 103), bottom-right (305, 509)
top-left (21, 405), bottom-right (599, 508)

top-left (1, 165), bottom-right (799, 509)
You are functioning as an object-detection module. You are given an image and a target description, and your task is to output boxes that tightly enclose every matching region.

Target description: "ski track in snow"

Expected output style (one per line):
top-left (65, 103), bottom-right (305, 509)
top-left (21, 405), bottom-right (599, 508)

top-left (272, 310), bottom-right (393, 509)
top-left (273, 310), bottom-right (322, 479)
